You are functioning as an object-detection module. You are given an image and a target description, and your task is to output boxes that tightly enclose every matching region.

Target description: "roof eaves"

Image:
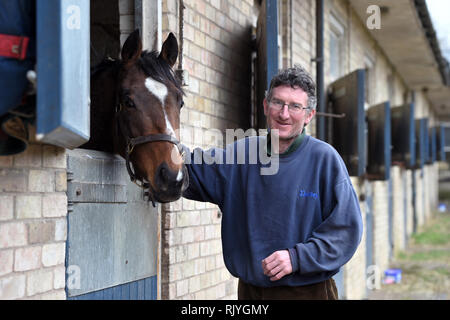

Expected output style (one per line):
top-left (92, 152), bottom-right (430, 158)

top-left (414, 0), bottom-right (450, 86)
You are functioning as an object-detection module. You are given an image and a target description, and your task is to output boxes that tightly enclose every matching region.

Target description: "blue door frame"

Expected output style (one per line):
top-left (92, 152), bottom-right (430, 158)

top-left (36, 0), bottom-right (90, 149)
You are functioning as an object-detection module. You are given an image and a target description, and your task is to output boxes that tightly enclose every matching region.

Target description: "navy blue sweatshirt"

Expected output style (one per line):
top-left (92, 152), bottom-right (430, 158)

top-left (182, 135), bottom-right (363, 287)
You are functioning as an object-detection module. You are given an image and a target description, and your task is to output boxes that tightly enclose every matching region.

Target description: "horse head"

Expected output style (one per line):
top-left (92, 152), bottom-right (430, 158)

top-left (88, 30), bottom-right (189, 204)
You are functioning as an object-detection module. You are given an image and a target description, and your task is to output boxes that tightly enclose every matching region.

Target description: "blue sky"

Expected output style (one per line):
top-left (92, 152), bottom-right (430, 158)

top-left (426, 0), bottom-right (450, 61)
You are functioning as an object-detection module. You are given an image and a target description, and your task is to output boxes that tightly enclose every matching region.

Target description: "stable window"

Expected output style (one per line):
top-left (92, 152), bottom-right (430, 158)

top-left (329, 13), bottom-right (345, 81)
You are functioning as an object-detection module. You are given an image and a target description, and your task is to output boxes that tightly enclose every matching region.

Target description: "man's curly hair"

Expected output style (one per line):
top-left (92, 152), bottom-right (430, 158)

top-left (266, 65), bottom-right (317, 110)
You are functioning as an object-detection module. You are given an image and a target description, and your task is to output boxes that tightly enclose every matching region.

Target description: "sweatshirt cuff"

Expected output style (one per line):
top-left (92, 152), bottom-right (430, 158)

top-left (287, 248), bottom-right (299, 273)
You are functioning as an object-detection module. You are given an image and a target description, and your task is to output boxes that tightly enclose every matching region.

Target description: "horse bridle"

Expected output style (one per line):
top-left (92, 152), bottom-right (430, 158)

top-left (116, 102), bottom-right (185, 207)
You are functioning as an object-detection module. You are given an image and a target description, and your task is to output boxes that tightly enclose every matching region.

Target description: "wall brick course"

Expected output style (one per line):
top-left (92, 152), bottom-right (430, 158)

top-left (16, 195), bottom-right (41, 219)
top-left (28, 220), bottom-right (55, 245)
top-left (54, 171), bottom-right (67, 192)
top-left (0, 222), bottom-right (27, 249)
top-left (26, 269), bottom-right (53, 297)
top-left (13, 144), bottom-right (42, 168)
top-left (42, 146), bottom-right (66, 169)
top-left (42, 193), bottom-right (67, 218)
top-left (1, 139), bottom-right (69, 299)
top-left (38, 289), bottom-right (66, 300)
top-left (0, 155), bottom-right (13, 167)
top-left (0, 169), bottom-right (28, 192)
top-left (54, 218), bottom-right (67, 242)
top-left (0, 195), bottom-right (14, 221)
top-left (14, 246), bottom-right (42, 272)
top-left (0, 249), bottom-right (14, 277)
top-left (0, 274), bottom-right (26, 299)
top-left (42, 242), bottom-right (66, 267)
top-left (28, 170), bottom-right (54, 193)
top-left (53, 265), bottom-right (66, 290)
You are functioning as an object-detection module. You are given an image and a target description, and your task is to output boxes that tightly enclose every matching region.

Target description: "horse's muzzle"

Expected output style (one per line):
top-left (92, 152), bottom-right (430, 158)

top-left (153, 162), bottom-right (189, 202)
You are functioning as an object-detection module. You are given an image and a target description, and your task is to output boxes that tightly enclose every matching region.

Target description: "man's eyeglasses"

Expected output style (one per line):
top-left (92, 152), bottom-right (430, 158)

top-left (269, 98), bottom-right (310, 114)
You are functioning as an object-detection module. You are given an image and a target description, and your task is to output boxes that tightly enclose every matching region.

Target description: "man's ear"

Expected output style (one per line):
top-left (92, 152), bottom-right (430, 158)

top-left (263, 98), bottom-right (269, 116)
top-left (304, 109), bottom-right (316, 126)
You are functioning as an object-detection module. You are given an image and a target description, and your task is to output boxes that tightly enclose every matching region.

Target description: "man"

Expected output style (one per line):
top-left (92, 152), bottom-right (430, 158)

top-left (182, 66), bottom-right (363, 300)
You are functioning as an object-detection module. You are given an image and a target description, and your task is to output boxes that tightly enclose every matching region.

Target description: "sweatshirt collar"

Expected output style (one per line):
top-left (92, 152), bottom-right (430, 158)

top-left (266, 129), bottom-right (306, 157)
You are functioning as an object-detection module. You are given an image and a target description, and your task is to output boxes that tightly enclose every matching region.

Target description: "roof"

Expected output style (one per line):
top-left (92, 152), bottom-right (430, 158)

top-left (349, 0), bottom-right (450, 119)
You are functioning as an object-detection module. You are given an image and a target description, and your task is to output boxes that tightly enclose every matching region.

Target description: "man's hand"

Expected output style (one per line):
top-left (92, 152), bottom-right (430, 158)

top-left (261, 250), bottom-right (293, 281)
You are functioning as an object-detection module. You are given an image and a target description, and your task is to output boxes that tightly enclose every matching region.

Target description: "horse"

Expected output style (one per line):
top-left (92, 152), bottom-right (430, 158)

top-left (83, 30), bottom-right (189, 205)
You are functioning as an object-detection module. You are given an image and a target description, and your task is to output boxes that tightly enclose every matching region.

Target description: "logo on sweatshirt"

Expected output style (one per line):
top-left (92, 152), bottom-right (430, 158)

top-left (299, 189), bottom-right (319, 200)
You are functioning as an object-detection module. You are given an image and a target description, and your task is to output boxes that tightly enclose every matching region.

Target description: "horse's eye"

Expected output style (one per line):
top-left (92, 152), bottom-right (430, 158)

top-left (124, 96), bottom-right (136, 108)
top-left (180, 100), bottom-right (185, 109)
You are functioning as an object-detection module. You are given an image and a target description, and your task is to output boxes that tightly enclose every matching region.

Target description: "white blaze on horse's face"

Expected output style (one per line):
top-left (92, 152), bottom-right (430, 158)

top-left (176, 169), bottom-right (183, 182)
top-left (145, 77), bottom-right (176, 137)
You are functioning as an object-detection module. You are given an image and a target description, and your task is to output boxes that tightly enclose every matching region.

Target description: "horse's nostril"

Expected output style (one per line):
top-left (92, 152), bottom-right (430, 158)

top-left (157, 166), bottom-right (169, 191)
top-left (155, 163), bottom-right (184, 192)
top-left (160, 167), bottom-right (168, 180)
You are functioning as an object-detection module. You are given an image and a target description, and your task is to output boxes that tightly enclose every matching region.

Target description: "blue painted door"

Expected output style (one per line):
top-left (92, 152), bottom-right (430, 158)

top-left (36, 0), bottom-right (90, 149)
top-left (430, 127), bottom-right (436, 163)
top-left (438, 125), bottom-right (446, 161)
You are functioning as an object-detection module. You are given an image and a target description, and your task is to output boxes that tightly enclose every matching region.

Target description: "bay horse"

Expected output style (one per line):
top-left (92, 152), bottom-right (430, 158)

top-left (83, 30), bottom-right (188, 205)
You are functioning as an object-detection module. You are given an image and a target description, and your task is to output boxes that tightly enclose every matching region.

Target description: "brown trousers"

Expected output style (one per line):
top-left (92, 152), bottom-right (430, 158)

top-left (238, 278), bottom-right (338, 300)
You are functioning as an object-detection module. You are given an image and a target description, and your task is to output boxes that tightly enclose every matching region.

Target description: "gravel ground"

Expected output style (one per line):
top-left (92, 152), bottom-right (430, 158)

top-left (367, 212), bottom-right (450, 300)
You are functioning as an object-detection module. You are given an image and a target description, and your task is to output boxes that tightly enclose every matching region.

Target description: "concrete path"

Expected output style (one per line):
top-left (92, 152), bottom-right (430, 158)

top-left (367, 212), bottom-right (450, 300)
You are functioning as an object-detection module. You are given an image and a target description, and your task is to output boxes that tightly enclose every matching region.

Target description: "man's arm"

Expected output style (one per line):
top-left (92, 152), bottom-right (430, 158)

top-left (182, 145), bottom-right (225, 205)
top-left (290, 179), bottom-right (363, 275)
top-left (262, 179), bottom-right (363, 281)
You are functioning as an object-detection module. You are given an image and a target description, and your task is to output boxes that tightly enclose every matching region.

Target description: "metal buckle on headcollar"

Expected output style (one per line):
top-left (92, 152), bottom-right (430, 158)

top-left (125, 151), bottom-right (157, 207)
top-left (126, 140), bottom-right (135, 155)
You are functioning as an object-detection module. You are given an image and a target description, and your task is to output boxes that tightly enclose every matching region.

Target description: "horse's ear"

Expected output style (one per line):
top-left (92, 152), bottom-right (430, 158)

top-left (159, 33), bottom-right (178, 68)
top-left (122, 29), bottom-right (142, 64)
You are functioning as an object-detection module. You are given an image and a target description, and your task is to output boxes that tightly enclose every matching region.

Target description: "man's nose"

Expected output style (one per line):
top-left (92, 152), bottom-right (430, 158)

top-left (279, 105), bottom-right (290, 119)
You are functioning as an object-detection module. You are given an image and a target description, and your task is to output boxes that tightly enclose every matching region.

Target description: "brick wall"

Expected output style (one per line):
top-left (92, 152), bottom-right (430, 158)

top-left (159, 0), bottom-right (256, 300)
top-left (391, 166), bottom-right (406, 254)
top-left (343, 177), bottom-right (366, 300)
top-left (415, 170), bottom-right (424, 229)
top-left (372, 180), bottom-right (390, 274)
top-left (0, 141), bottom-right (67, 300)
top-left (289, 0), bottom-right (317, 136)
top-left (405, 170), bottom-right (414, 237)
top-left (157, 0), bottom-right (440, 300)
top-left (0, 0), bottom-right (442, 301)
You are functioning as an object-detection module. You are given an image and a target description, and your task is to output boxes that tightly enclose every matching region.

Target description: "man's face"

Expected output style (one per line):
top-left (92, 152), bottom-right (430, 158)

top-left (263, 85), bottom-right (316, 140)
